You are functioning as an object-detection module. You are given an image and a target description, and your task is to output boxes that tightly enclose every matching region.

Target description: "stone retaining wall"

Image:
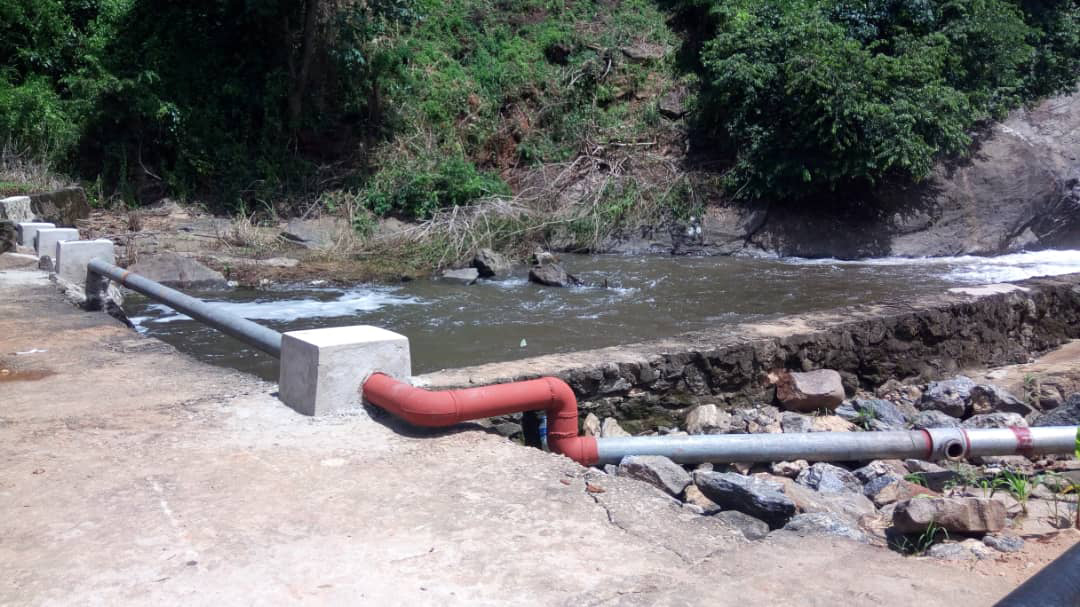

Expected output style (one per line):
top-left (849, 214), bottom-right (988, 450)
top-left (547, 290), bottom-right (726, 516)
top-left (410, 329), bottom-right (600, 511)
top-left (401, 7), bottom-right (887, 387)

top-left (417, 274), bottom-right (1080, 429)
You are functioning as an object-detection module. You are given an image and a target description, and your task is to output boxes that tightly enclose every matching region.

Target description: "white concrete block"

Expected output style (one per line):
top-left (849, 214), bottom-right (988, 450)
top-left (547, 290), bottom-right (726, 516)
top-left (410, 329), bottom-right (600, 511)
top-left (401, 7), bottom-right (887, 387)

top-left (56, 239), bottom-right (115, 284)
top-left (279, 325), bottom-right (411, 416)
top-left (0, 196), bottom-right (33, 223)
top-left (16, 222), bottom-right (54, 246)
top-left (34, 228), bottom-right (79, 257)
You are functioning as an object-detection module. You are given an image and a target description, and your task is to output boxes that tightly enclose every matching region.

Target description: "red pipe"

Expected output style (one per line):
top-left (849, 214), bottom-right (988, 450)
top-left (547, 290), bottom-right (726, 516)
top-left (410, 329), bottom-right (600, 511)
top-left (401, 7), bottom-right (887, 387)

top-left (362, 373), bottom-right (599, 465)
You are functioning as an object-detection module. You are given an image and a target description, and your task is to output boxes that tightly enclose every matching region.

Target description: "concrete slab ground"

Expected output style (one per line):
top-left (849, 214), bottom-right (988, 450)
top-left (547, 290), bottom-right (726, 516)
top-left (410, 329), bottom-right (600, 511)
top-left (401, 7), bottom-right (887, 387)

top-left (0, 253), bottom-right (1073, 606)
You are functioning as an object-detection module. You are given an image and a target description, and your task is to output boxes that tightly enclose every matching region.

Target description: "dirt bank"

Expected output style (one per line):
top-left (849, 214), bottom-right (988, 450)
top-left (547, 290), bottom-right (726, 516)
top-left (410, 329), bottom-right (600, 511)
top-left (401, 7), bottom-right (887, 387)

top-left (2, 253), bottom-right (1072, 605)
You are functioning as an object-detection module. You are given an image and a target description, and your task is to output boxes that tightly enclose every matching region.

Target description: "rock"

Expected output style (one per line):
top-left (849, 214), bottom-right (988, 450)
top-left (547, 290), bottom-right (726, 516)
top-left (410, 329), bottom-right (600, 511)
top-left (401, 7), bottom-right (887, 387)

top-left (693, 471), bottom-right (796, 529)
top-left (926, 540), bottom-right (994, 561)
top-left (1035, 384), bottom-right (1064, 410)
top-left (983, 534), bottom-right (1025, 553)
top-left (918, 377), bottom-right (976, 418)
top-left (773, 475), bottom-right (879, 521)
top-left (780, 412), bottom-right (813, 434)
top-left (875, 379), bottom-right (923, 408)
top-left (528, 263), bottom-right (581, 287)
top-left (620, 43), bottom-right (668, 63)
top-left (796, 463), bottom-right (863, 494)
top-left (682, 484), bottom-right (721, 515)
top-left (771, 460), bottom-right (809, 479)
top-left (853, 460), bottom-right (907, 484)
top-left (492, 422), bottom-right (521, 437)
top-left (281, 217), bottom-right (345, 250)
top-left (471, 248), bottom-right (512, 278)
top-left (0, 196), bottom-right (34, 223)
top-left (912, 410), bottom-right (962, 429)
top-left (714, 510), bottom-right (770, 540)
top-left (582, 413), bottom-right (601, 437)
top-left (891, 497), bottom-right (1006, 534)
top-left (865, 478), bottom-right (938, 507)
top-left (685, 404), bottom-right (732, 435)
top-left (730, 406), bottom-right (782, 434)
top-left (962, 412), bottom-right (1028, 429)
top-left (810, 415), bottom-right (857, 432)
top-left (969, 384), bottom-right (1034, 416)
top-left (781, 512), bottom-right (870, 544)
top-left (37, 255), bottom-right (54, 272)
top-left (618, 455), bottom-right (692, 497)
top-left (600, 417), bottom-right (630, 438)
top-left (836, 398), bottom-right (910, 430)
top-left (658, 86), bottom-right (688, 119)
top-left (973, 455), bottom-right (1035, 475)
top-left (0, 221), bottom-right (14, 254)
top-left (1033, 393), bottom-right (1080, 426)
top-left (904, 460), bottom-right (947, 474)
top-left (441, 268), bottom-right (479, 284)
top-left (28, 188), bottom-right (90, 225)
top-left (128, 253), bottom-right (226, 288)
top-left (775, 369), bottom-right (845, 412)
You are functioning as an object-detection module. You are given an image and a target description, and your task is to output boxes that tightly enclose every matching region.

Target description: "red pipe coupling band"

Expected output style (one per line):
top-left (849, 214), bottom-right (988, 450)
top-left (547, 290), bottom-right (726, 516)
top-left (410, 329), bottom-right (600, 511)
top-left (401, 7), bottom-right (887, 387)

top-left (362, 373), bottom-right (599, 465)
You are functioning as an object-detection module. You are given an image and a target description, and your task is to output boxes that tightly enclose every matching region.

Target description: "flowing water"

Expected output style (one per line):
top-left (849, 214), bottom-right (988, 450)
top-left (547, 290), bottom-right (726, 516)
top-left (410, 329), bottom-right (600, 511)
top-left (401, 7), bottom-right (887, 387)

top-left (126, 250), bottom-right (1080, 381)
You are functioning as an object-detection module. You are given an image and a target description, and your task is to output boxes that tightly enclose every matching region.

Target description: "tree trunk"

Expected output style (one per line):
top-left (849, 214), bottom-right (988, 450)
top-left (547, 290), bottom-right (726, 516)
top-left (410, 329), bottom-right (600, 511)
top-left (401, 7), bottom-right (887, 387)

top-left (288, 0), bottom-right (321, 128)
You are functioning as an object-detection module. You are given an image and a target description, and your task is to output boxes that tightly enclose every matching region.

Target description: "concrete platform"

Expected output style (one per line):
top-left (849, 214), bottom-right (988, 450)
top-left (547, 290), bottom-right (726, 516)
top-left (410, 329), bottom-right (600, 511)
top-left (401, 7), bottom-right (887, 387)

top-left (0, 254), bottom-right (1066, 606)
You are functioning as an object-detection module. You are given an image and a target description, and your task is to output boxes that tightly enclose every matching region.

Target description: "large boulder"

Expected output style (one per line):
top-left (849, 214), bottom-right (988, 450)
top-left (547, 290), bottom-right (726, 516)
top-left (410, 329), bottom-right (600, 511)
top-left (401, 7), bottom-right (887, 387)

top-left (891, 497), bottom-right (1006, 534)
top-left (775, 369), bottom-right (845, 412)
top-left (29, 188), bottom-right (91, 225)
top-left (528, 262), bottom-right (581, 287)
top-left (280, 217), bottom-right (346, 250)
top-left (918, 377), bottom-right (976, 418)
top-left (693, 471), bottom-right (796, 529)
top-left (128, 253), bottom-right (226, 288)
top-left (617, 455), bottom-right (692, 497)
top-left (472, 248), bottom-right (512, 278)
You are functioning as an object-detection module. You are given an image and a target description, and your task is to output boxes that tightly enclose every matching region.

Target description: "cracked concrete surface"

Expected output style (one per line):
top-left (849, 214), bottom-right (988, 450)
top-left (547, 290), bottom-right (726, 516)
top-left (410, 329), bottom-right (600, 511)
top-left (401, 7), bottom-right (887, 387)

top-left (0, 254), bottom-right (1067, 605)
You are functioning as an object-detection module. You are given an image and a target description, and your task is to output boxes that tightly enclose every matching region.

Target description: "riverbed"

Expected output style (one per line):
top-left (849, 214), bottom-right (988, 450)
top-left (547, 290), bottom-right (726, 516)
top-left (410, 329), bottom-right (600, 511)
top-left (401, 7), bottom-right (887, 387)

top-left (125, 250), bottom-right (1080, 380)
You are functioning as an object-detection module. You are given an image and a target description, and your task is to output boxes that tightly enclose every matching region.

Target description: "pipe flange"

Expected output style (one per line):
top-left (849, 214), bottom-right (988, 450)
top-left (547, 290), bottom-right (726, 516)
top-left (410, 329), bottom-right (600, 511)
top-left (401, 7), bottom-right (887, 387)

top-left (924, 427), bottom-right (970, 461)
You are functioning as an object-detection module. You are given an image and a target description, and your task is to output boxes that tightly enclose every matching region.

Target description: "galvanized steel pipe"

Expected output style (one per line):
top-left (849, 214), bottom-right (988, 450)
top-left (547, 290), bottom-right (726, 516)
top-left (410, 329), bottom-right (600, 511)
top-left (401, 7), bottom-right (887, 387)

top-left (594, 426), bottom-right (1080, 465)
top-left (88, 258), bottom-right (283, 357)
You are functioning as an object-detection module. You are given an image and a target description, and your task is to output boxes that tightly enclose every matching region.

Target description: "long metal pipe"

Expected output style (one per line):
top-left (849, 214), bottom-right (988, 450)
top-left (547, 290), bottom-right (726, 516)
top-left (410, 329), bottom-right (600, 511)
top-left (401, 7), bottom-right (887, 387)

top-left (87, 258), bottom-right (283, 357)
top-left (362, 373), bottom-right (599, 464)
top-left (594, 426), bottom-right (1079, 465)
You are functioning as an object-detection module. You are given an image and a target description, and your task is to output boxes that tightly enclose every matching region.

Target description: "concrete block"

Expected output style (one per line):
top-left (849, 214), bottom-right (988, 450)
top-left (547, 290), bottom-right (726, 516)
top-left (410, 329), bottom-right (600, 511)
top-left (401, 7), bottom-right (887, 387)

top-left (0, 196), bottom-right (34, 223)
top-left (279, 325), bottom-right (411, 416)
top-left (34, 228), bottom-right (79, 257)
top-left (16, 222), bottom-right (55, 246)
top-left (56, 239), bottom-right (114, 284)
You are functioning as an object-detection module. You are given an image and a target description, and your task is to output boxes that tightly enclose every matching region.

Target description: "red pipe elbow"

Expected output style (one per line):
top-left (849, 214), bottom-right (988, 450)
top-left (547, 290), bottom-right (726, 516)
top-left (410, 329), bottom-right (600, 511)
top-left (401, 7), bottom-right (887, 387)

top-left (362, 373), bottom-right (599, 466)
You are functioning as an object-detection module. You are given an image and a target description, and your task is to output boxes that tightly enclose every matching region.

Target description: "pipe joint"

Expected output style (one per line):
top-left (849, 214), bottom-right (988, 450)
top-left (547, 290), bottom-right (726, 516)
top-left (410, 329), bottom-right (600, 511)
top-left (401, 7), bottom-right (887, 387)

top-left (924, 427), bottom-right (970, 461)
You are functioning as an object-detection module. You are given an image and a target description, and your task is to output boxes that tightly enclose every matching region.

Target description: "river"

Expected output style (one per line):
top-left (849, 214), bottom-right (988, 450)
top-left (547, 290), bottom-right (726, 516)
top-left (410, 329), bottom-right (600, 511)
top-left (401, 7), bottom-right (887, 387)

top-left (125, 250), bottom-right (1080, 380)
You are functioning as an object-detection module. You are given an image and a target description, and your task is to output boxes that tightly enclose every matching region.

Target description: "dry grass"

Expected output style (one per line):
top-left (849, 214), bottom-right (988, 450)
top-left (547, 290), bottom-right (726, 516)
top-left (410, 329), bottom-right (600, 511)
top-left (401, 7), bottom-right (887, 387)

top-left (0, 144), bottom-right (75, 195)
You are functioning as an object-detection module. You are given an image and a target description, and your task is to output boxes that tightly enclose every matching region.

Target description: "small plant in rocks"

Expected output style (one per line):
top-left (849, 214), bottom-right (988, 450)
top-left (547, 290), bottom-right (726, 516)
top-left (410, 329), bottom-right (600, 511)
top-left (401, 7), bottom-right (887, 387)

top-left (992, 471), bottom-right (1034, 515)
top-left (891, 522), bottom-right (948, 556)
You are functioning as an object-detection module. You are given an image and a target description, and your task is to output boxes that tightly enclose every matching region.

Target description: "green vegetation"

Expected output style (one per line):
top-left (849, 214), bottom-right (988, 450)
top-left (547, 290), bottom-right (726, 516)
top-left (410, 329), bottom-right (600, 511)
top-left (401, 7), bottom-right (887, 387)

top-left (678, 0), bottom-right (1080, 200)
top-left (992, 469), bottom-right (1034, 513)
top-left (2, 0), bottom-right (1078, 226)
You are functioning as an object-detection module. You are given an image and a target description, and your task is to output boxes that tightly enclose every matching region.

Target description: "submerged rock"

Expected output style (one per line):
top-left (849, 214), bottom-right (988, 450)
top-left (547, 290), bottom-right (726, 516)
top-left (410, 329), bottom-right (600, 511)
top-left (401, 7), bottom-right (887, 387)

top-left (441, 268), bottom-right (479, 284)
top-left (528, 262), bottom-right (581, 287)
top-left (472, 248), bottom-right (512, 278)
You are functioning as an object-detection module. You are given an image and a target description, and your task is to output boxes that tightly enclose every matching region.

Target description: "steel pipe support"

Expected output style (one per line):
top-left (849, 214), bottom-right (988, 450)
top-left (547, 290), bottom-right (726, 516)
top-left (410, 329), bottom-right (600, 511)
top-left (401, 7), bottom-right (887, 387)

top-left (88, 258), bottom-right (282, 357)
top-left (362, 373), bottom-right (598, 465)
